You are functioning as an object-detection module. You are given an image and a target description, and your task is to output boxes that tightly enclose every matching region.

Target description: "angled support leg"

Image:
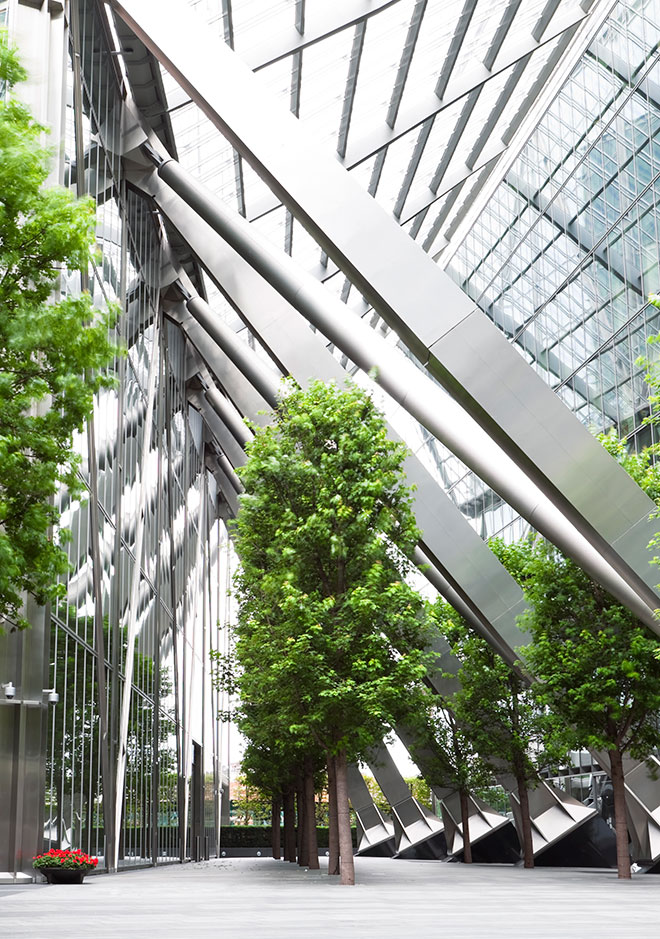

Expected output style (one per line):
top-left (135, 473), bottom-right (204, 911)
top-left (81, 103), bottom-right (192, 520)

top-left (367, 744), bottom-right (446, 859)
top-left (346, 764), bottom-right (395, 857)
top-left (499, 773), bottom-right (616, 867)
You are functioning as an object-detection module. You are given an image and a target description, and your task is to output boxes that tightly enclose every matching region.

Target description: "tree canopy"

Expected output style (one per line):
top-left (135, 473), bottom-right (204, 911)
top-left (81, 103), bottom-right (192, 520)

top-left (513, 535), bottom-right (660, 877)
top-left (231, 380), bottom-right (433, 761)
top-left (0, 33), bottom-right (117, 631)
top-left (487, 430), bottom-right (660, 877)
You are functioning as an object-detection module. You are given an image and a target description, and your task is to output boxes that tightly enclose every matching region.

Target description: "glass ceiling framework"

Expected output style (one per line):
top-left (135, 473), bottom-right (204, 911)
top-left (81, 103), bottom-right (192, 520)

top-left (150, 0), bottom-right (595, 308)
top-left (108, 0), bottom-right (608, 545)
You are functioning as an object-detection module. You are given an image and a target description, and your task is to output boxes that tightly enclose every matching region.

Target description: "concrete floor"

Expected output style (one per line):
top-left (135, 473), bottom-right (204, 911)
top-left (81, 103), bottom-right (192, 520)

top-left (1, 857), bottom-right (658, 938)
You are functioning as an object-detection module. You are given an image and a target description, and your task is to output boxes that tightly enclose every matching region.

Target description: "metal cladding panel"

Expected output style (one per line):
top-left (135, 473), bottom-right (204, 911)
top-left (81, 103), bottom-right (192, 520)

top-left (112, 0), bottom-right (660, 617)
top-left (0, 702), bottom-right (18, 875)
top-left (367, 743), bottom-right (414, 808)
top-left (0, 599), bottom-right (50, 878)
top-left (189, 390), bottom-right (246, 470)
top-left (429, 311), bottom-right (660, 595)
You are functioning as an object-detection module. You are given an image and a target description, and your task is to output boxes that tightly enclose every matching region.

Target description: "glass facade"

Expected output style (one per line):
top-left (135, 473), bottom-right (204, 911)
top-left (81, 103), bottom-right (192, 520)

top-left (0, 0), bottom-right (230, 878)
top-left (443, 0), bottom-right (660, 541)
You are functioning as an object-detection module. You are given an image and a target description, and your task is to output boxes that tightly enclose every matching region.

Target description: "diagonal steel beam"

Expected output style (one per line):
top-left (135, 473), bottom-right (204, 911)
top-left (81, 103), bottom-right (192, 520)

top-left (133, 147), bottom-right (659, 634)
top-left (112, 0), bottom-right (660, 630)
top-left (124, 160), bottom-right (530, 662)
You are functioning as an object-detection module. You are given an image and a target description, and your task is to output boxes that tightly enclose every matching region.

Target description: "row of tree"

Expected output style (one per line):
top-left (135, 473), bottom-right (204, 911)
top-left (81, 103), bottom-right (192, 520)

top-left (216, 375), bottom-right (660, 884)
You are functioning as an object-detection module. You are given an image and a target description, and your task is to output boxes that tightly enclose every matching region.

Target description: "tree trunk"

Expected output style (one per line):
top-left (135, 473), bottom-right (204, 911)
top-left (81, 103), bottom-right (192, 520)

top-left (515, 772), bottom-right (534, 869)
top-left (609, 749), bottom-right (631, 879)
top-left (459, 787), bottom-right (472, 864)
top-left (304, 764), bottom-right (319, 870)
top-left (283, 787), bottom-right (296, 863)
top-left (271, 796), bottom-right (281, 860)
top-left (327, 755), bottom-right (340, 876)
top-left (297, 781), bottom-right (309, 867)
top-left (334, 750), bottom-right (355, 885)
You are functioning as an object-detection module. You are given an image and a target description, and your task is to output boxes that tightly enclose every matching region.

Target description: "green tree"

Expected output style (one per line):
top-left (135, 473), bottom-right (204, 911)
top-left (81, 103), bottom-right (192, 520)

top-left (229, 380), bottom-right (434, 884)
top-left (518, 541), bottom-right (660, 879)
top-left (491, 423), bottom-right (660, 880)
top-left (216, 637), bottom-right (326, 866)
top-left (0, 33), bottom-right (116, 631)
top-left (417, 702), bottom-right (495, 863)
top-left (435, 600), bottom-right (543, 868)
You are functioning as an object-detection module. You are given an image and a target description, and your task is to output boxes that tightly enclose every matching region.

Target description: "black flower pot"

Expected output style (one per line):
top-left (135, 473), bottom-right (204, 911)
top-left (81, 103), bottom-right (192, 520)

top-left (40, 867), bottom-right (90, 884)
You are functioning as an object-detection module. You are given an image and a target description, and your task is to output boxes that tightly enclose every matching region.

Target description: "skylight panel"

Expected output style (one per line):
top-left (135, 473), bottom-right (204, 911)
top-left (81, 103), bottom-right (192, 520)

top-left (450, 1), bottom-right (505, 79)
top-left (252, 55), bottom-right (293, 110)
top-left (396, 0), bottom-right (465, 114)
top-left (298, 30), bottom-right (354, 152)
top-left (370, 133), bottom-right (422, 213)
top-left (348, 0), bottom-right (416, 134)
top-left (232, 0), bottom-right (294, 56)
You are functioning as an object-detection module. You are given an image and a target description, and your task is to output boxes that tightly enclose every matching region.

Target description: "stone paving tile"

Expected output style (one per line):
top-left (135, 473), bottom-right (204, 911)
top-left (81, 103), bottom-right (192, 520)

top-left (0, 857), bottom-right (658, 938)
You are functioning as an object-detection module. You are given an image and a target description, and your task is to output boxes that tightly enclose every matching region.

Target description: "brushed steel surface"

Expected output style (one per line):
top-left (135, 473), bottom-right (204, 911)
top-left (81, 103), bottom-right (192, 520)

top-left (165, 303), bottom-right (272, 427)
top-left (366, 743), bottom-right (445, 855)
top-left (346, 764), bottom-right (395, 855)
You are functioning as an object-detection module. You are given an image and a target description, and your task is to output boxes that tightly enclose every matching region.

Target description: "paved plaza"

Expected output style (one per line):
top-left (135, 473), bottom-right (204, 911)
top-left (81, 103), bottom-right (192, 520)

top-left (1, 857), bottom-right (658, 938)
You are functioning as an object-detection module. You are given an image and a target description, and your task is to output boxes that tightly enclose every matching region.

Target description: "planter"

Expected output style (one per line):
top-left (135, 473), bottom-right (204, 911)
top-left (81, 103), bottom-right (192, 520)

top-left (40, 867), bottom-right (91, 885)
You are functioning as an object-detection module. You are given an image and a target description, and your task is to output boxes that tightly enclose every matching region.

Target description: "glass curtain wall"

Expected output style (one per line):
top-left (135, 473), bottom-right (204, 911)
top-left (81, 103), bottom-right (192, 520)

top-left (439, 0), bottom-right (660, 542)
top-left (37, 0), bottom-right (225, 872)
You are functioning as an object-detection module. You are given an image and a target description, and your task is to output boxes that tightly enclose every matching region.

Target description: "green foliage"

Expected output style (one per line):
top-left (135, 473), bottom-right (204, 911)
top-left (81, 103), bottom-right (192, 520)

top-left (434, 599), bottom-right (546, 786)
top-left (517, 542), bottom-right (660, 761)
top-left (425, 700), bottom-right (496, 795)
top-left (405, 775), bottom-right (433, 810)
top-left (597, 428), bottom-right (660, 504)
top-left (231, 774), bottom-right (273, 825)
top-left (358, 773), bottom-right (433, 814)
top-left (493, 423), bottom-right (660, 763)
top-left (216, 380), bottom-right (435, 793)
top-left (0, 33), bottom-right (117, 631)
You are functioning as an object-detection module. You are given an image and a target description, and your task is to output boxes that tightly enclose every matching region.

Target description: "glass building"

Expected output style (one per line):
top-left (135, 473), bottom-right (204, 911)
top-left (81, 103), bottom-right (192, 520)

top-left (3, 0), bottom-right (660, 879)
top-left (443, 0), bottom-right (660, 542)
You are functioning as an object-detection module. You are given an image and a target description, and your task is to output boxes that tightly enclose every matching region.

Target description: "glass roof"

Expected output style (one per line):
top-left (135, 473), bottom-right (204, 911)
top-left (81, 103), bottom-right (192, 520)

top-left (155, 0), bottom-right (593, 283)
